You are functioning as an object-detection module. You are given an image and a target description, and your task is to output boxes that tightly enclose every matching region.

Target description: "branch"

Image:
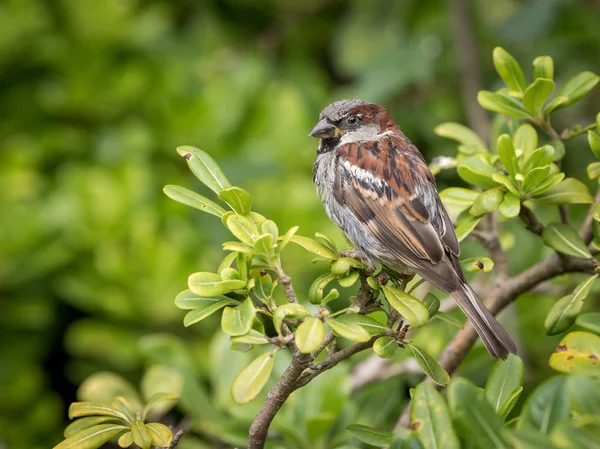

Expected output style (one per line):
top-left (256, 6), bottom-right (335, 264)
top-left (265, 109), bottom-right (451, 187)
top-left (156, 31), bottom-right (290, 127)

top-left (518, 205), bottom-right (544, 235)
top-left (248, 352), bottom-right (312, 449)
top-left (158, 417), bottom-right (192, 449)
top-left (393, 253), bottom-right (596, 429)
top-left (580, 187), bottom-right (600, 244)
top-left (276, 266), bottom-right (298, 303)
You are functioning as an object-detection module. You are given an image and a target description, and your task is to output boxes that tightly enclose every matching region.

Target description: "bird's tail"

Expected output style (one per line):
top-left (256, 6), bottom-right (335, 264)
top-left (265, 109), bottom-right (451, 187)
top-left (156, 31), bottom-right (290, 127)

top-left (451, 283), bottom-right (517, 359)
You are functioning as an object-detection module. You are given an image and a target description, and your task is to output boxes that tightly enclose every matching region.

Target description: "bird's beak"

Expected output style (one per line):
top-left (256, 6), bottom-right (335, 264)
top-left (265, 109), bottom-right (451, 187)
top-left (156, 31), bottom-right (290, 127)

top-left (309, 119), bottom-right (342, 139)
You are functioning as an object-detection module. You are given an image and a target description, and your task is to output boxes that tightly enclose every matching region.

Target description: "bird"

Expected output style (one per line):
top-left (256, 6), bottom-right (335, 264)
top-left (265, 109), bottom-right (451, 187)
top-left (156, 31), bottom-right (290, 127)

top-left (309, 99), bottom-right (516, 359)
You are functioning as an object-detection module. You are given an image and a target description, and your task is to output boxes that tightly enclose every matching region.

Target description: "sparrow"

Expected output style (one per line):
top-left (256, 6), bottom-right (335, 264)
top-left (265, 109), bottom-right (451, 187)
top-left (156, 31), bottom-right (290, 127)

top-left (310, 99), bottom-right (516, 359)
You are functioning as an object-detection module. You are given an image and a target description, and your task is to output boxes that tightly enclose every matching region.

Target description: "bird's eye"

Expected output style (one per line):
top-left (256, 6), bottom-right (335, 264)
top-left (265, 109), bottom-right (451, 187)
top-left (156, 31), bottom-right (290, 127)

top-left (347, 115), bottom-right (359, 126)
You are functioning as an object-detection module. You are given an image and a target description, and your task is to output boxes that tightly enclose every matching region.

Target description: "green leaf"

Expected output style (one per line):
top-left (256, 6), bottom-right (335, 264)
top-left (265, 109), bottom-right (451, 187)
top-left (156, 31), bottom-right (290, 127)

top-left (499, 192), bottom-right (521, 217)
top-left (295, 318), bottom-right (325, 354)
top-left (566, 374), bottom-right (600, 416)
top-left (131, 421), bottom-right (152, 449)
top-left (230, 329), bottom-right (269, 345)
top-left (278, 225), bottom-right (299, 250)
top-left (273, 303), bottom-right (311, 335)
top-left (339, 271), bottom-right (360, 288)
top-left (439, 188), bottom-right (480, 219)
top-left (411, 382), bottom-right (459, 449)
top-left (448, 378), bottom-right (511, 448)
top-left (68, 402), bottom-right (130, 423)
top-left (528, 173), bottom-right (565, 197)
top-left (382, 286), bottom-right (430, 328)
top-left (308, 272), bottom-right (336, 304)
top-left (218, 186), bottom-right (253, 215)
top-left (145, 423), bottom-right (172, 447)
top-left (64, 417), bottom-right (121, 438)
top-left (188, 272), bottom-right (246, 296)
top-left (493, 47), bottom-right (527, 93)
top-left (518, 376), bottom-right (569, 435)
top-left (254, 233), bottom-right (275, 257)
top-left (53, 424), bottom-right (127, 449)
top-left (117, 431), bottom-right (133, 448)
top-left (373, 336), bottom-right (397, 358)
top-left (232, 351), bottom-right (276, 404)
top-left (334, 314), bottom-right (389, 334)
top-left (542, 223), bottom-right (591, 258)
top-left (321, 288), bottom-right (340, 305)
top-left (176, 146), bottom-right (231, 194)
top-left (423, 293), bottom-right (440, 316)
top-left (163, 185), bottom-right (227, 217)
top-left (550, 419), bottom-right (600, 449)
top-left (461, 257), bottom-right (494, 273)
top-left (545, 275), bottom-right (598, 335)
top-left (434, 122), bottom-right (486, 149)
top-left (521, 145), bottom-right (554, 172)
top-left (222, 241), bottom-right (254, 254)
top-left (533, 178), bottom-right (594, 205)
top-left (512, 429), bottom-right (558, 449)
top-left (514, 124), bottom-right (538, 162)
top-left (175, 289), bottom-right (235, 310)
top-left (457, 154), bottom-right (500, 188)
top-left (492, 173), bottom-right (520, 196)
top-left (587, 162), bottom-right (600, 180)
top-left (435, 311), bottom-right (464, 329)
top-left (549, 331), bottom-right (600, 373)
top-left (226, 214), bottom-right (260, 245)
top-left (470, 188), bottom-right (504, 216)
top-left (289, 235), bottom-right (338, 260)
top-left (330, 257), bottom-right (365, 275)
top-left (533, 56), bottom-right (554, 81)
top-left (346, 424), bottom-right (393, 447)
top-left (407, 344), bottom-right (449, 386)
top-left (182, 299), bottom-right (238, 327)
top-left (523, 165), bottom-right (552, 194)
top-left (478, 91), bottom-right (531, 119)
top-left (327, 317), bottom-right (371, 342)
top-left (142, 393), bottom-right (179, 420)
top-left (545, 71), bottom-right (600, 113)
top-left (454, 215), bottom-right (481, 242)
top-left (221, 298), bottom-right (256, 336)
top-left (588, 131), bottom-right (600, 159)
top-left (485, 354), bottom-right (525, 419)
top-left (140, 364), bottom-right (183, 405)
top-left (497, 134), bottom-right (520, 178)
top-left (576, 312), bottom-right (600, 334)
top-left (523, 78), bottom-right (555, 116)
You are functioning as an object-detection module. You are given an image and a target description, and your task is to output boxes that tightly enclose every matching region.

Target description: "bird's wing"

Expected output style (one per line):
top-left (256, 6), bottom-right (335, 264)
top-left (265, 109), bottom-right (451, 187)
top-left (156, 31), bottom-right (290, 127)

top-left (334, 134), bottom-right (461, 289)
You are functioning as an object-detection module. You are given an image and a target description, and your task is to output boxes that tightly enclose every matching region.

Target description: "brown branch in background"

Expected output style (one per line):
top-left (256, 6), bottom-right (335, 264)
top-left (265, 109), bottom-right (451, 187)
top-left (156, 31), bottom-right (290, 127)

top-left (393, 253), bottom-right (596, 430)
top-left (447, 0), bottom-right (490, 141)
top-left (518, 205), bottom-right (545, 235)
top-left (580, 187), bottom-right (600, 244)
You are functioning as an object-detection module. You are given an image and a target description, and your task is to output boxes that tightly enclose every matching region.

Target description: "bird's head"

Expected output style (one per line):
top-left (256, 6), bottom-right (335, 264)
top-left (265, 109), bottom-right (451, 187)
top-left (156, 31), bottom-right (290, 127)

top-left (309, 99), bottom-right (400, 152)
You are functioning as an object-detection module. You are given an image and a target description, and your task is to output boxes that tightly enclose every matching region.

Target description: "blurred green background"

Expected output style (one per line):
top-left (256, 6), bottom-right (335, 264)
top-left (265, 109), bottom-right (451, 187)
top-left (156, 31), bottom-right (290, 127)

top-left (1, 0), bottom-right (600, 448)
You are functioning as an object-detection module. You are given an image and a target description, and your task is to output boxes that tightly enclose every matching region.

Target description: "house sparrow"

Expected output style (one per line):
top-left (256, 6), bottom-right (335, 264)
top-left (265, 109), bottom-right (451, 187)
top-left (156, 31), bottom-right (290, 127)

top-left (310, 99), bottom-right (516, 359)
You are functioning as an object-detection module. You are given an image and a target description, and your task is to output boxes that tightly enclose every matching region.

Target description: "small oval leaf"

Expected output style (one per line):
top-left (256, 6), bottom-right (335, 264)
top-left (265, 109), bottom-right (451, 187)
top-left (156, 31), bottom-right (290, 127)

top-left (407, 344), bottom-right (450, 386)
top-left (218, 186), bottom-right (253, 215)
top-left (549, 331), bottom-right (600, 374)
top-left (232, 351), bottom-right (276, 404)
top-left (221, 298), bottom-right (256, 336)
top-left (485, 354), bottom-right (525, 419)
top-left (295, 318), bottom-right (325, 354)
top-left (382, 286), bottom-right (430, 328)
top-left (176, 146), bottom-right (231, 194)
top-left (163, 185), bottom-right (227, 217)
top-left (542, 223), bottom-right (591, 258)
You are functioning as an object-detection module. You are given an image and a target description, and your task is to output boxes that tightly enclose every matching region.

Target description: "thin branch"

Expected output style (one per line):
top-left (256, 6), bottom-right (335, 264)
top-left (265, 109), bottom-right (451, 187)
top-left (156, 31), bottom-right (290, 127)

top-left (393, 253), bottom-right (596, 430)
top-left (248, 352), bottom-right (312, 448)
top-left (580, 187), bottom-right (600, 244)
top-left (446, 0), bottom-right (490, 141)
top-left (518, 205), bottom-right (545, 235)
top-left (276, 266), bottom-right (298, 303)
top-left (351, 357), bottom-right (421, 392)
top-left (296, 331), bottom-right (395, 388)
top-left (158, 417), bottom-right (192, 449)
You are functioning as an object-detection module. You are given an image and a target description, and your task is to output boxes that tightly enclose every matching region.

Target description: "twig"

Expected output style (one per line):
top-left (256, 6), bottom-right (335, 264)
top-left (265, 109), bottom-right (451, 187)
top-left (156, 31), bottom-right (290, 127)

top-left (351, 358), bottom-right (421, 392)
top-left (518, 205), bottom-right (544, 235)
top-left (276, 266), bottom-right (298, 303)
top-left (580, 187), bottom-right (600, 244)
top-left (248, 352), bottom-right (312, 448)
top-left (296, 331), bottom-right (395, 388)
top-left (393, 253), bottom-right (596, 430)
top-left (158, 417), bottom-right (192, 449)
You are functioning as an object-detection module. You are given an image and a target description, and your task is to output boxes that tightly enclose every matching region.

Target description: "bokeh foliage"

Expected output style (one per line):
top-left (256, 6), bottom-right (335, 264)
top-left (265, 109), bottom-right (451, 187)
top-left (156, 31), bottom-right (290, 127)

top-left (2, 1), bottom-right (600, 448)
